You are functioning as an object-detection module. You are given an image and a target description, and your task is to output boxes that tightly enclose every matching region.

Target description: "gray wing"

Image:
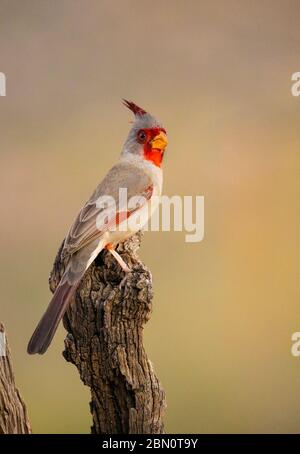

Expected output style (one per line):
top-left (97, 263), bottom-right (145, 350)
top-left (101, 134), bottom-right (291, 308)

top-left (61, 161), bottom-right (153, 260)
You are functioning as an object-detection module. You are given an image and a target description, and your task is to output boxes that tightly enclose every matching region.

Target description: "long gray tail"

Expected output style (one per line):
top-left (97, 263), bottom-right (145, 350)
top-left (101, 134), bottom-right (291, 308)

top-left (27, 281), bottom-right (76, 355)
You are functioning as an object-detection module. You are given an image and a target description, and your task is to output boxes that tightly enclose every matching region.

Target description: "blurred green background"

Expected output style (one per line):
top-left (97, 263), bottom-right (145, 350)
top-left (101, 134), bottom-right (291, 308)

top-left (0, 0), bottom-right (300, 434)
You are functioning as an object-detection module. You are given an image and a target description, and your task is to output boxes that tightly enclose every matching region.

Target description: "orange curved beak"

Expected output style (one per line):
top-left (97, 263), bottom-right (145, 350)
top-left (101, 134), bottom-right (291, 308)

top-left (150, 131), bottom-right (168, 152)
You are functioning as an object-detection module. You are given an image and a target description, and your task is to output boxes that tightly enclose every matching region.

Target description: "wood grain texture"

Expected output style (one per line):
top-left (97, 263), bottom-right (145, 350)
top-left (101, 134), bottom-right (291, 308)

top-left (49, 232), bottom-right (166, 434)
top-left (0, 323), bottom-right (31, 434)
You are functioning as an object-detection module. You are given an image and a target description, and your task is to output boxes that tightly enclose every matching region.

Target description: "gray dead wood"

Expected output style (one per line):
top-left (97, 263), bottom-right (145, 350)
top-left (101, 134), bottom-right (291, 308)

top-left (0, 323), bottom-right (31, 434)
top-left (49, 232), bottom-right (166, 434)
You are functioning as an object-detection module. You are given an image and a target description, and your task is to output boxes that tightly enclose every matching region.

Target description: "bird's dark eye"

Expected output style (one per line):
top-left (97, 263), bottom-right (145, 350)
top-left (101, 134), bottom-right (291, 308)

top-left (137, 130), bottom-right (147, 143)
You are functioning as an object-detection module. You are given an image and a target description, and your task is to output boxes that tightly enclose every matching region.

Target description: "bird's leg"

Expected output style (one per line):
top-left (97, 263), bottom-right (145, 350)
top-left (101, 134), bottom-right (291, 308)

top-left (105, 243), bottom-right (131, 273)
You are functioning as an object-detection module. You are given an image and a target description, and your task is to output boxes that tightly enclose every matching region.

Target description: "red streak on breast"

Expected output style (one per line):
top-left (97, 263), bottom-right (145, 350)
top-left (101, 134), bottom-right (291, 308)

top-left (115, 211), bottom-right (130, 225)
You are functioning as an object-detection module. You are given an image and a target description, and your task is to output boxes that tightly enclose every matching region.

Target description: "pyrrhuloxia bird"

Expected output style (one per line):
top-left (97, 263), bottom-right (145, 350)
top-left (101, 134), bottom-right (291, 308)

top-left (27, 100), bottom-right (168, 354)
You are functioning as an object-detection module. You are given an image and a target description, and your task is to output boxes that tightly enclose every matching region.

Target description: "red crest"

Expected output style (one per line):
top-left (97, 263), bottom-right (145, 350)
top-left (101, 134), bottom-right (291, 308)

top-left (122, 99), bottom-right (147, 116)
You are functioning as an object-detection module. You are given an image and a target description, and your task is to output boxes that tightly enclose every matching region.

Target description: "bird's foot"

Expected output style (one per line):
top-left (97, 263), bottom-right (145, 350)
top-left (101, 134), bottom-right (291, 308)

top-left (105, 243), bottom-right (131, 273)
top-left (118, 271), bottom-right (133, 289)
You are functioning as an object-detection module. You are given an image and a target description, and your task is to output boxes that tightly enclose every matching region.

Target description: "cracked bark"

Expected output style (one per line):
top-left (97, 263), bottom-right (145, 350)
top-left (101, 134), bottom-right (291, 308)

top-left (0, 323), bottom-right (31, 434)
top-left (49, 232), bottom-right (166, 434)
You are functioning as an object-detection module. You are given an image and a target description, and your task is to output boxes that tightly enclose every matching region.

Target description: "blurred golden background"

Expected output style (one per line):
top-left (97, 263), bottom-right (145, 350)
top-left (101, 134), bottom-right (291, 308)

top-left (0, 0), bottom-right (300, 433)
